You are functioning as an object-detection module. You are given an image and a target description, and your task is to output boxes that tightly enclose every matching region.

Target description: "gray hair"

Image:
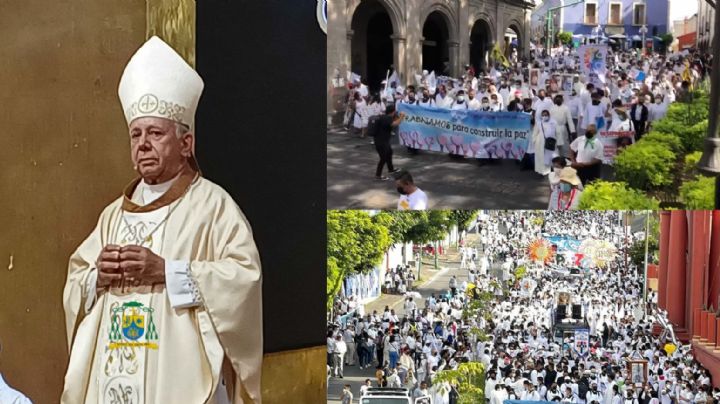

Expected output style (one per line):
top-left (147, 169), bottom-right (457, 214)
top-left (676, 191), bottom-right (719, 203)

top-left (175, 122), bottom-right (190, 138)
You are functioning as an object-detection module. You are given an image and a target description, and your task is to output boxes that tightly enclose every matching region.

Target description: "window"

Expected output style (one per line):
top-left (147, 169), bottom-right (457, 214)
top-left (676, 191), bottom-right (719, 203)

top-left (609, 3), bottom-right (622, 25)
top-left (633, 3), bottom-right (646, 26)
top-left (584, 3), bottom-right (598, 25)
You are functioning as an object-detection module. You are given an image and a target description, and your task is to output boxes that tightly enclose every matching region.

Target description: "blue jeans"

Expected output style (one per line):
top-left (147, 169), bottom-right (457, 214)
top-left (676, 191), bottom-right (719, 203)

top-left (389, 351), bottom-right (399, 369)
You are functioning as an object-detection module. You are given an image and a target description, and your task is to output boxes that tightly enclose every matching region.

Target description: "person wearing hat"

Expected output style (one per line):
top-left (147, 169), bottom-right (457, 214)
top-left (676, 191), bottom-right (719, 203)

top-left (551, 167), bottom-right (582, 211)
top-left (62, 37), bottom-right (262, 404)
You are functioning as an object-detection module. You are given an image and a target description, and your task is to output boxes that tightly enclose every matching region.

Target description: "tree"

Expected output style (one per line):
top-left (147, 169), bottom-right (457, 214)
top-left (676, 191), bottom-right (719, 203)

top-left (326, 211), bottom-right (392, 310)
top-left (374, 211), bottom-right (422, 245)
top-left (404, 210), bottom-right (451, 244)
top-left (557, 31), bottom-right (573, 46)
top-left (448, 210), bottom-right (479, 232)
top-left (659, 33), bottom-right (673, 54)
top-left (433, 362), bottom-right (485, 404)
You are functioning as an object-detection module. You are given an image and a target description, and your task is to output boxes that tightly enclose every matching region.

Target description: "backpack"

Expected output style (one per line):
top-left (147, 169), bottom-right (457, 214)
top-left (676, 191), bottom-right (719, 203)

top-left (367, 115), bottom-right (381, 138)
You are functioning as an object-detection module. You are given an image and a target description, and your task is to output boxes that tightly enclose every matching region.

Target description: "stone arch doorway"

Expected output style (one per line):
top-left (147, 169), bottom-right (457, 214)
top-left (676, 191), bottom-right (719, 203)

top-left (350, 0), bottom-right (394, 91)
top-left (505, 23), bottom-right (523, 61)
top-left (470, 19), bottom-right (493, 73)
top-left (422, 11), bottom-right (451, 76)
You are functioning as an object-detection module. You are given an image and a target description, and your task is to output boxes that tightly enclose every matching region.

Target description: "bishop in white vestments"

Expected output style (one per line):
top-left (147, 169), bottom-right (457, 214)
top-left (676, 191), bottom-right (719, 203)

top-left (61, 37), bottom-right (263, 404)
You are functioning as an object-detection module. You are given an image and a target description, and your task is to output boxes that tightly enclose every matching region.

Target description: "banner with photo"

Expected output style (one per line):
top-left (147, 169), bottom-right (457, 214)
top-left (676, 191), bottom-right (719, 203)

top-left (397, 104), bottom-right (531, 160)
top-left (574, 329), bottom-right (590, 357)
top-left (578, 44), bottom-right (608, 87)
top-left (598, 131), bottom-right (635, 164)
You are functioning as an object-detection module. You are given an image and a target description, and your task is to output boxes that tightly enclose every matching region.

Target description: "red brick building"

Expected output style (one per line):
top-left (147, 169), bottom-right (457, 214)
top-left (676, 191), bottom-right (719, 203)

top-left (656, 211), bottom-right (720, 385)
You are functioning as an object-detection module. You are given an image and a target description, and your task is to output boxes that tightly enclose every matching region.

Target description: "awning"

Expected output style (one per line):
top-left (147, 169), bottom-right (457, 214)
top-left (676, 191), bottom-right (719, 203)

top-left (632, 35), bottom-right (642, 41)
top-left (609, 34), bottom-right (627, 39)
top-left (572, 34), bottom-right (584, 38)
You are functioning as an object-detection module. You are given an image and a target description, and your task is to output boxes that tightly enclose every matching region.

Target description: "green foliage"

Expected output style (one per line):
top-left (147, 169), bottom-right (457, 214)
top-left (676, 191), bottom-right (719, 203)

top-left (659, 33), bottom-right (674, 48)
top-left (628, 213), bottom-right (660, 267)
top-left (514, 265), bottom-right (527, 281)
top-left (614, 140), bottom-right (676, 190)
top-left (642, 132), bottom-right (682, 155)
top-left (448, 210), bottom-right (479, 231)
top-left (373, 211), bottom-right (416, 245)
top-left (433, 361), bottom-right (485, 404)
top-left (557, 31), bottom-right (573, 46)
top-left (685, 151), bottom-right (704, 176)
top-left (680, 175), bottom-right (716, 210)
top-left (653, 95), bottom-right (709, 152)
top-left (404, 210), bottom-right (451, 244)
top-left (578, 181), bottom-right (660, 210)
top-left (326, 211), bottom-right (392, 308)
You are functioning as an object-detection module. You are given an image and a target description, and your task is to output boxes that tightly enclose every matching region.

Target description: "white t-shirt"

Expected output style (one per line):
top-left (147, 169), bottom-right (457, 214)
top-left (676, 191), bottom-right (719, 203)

top-left (398, 188), bottom-right (428, 210)
top-left (571, 136), bottom-right (605, 164)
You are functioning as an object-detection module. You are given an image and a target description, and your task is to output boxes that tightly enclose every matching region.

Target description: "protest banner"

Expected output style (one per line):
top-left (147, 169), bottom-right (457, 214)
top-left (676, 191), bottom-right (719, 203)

top-left (578, 44), bottom-right (608, 87)
top-left (598, 131), bottom-right (635, 164)
top-left (397, 104), bottom-right (531, 160)
top-left (574, 329), bottom-right (590, 357)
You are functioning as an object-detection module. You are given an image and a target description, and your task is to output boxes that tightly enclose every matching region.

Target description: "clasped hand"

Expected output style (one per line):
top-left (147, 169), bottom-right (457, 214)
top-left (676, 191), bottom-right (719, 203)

top-left (96, 244), bottom-right (165, 288)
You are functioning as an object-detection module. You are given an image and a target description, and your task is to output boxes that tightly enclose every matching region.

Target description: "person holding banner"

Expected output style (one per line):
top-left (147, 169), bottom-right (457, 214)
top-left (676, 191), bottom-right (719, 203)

top-left (371, 105), bottom-right (402, 180)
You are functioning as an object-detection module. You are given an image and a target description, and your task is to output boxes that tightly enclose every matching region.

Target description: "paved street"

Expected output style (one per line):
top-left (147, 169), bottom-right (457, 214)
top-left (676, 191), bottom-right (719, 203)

top-left (327, 127), bottom-right (552, 210)
top-left (327, 241), bottom-right (481, 403)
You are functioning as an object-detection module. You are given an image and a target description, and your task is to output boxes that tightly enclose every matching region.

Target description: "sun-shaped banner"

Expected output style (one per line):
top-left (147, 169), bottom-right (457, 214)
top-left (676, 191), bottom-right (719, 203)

top-left (527, 239), bottom-right (555, 264)
top-left (578, 239), bottom-right (617, 268)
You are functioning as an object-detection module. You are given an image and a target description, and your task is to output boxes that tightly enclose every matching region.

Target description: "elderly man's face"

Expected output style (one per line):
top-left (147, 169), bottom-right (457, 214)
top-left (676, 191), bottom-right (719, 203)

top-left (129, 116), bottom-right (193, 184)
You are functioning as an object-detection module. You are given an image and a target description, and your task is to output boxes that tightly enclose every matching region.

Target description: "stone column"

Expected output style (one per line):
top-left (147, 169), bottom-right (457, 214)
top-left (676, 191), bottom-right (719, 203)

top-left (689, 212), bottom-right (710, 315)
top-left (392, 34), bottom-right (407, 85)
top-left (405, 5), bottom-right (422, 83)
top-left (327, 0), bottom-right (349, 83)
top-left (666, 211), bottom-right (688, 328)
top-left (458, 0), bottom-right (471, 70)
top-left (448, 40), bottom-right (460, 77)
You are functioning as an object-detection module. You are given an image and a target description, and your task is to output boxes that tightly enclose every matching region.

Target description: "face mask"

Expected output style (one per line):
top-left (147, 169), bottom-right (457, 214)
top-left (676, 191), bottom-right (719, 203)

top-left (592, 100), bottom-right (600, 105)
top-left (542, 116), bottom-right (550, 122)
top-left (555, 100), bottom-right (562, 106)
top-left (457, 96), bottom-right (465, 102)
top-left (482, 103), bottom-right (489, 108)
top-left (397, 186), bottom-right (407, 195)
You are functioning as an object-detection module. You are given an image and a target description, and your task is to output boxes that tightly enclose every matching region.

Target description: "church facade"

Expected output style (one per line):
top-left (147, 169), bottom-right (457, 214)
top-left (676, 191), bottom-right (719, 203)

top-left (327, 0), bottom-right (535, 91)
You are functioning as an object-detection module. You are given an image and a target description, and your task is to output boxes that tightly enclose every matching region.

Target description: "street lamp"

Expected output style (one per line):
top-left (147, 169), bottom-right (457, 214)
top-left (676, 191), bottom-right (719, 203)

top-left (698, 7), bottom-right (720, 209)
top-left (639, 25), bottom-right (648, 55)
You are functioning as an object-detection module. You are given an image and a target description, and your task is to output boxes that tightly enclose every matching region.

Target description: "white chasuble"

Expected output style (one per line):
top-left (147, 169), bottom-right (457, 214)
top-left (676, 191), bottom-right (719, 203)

top-left (62, 168), bottom-right (263, 404)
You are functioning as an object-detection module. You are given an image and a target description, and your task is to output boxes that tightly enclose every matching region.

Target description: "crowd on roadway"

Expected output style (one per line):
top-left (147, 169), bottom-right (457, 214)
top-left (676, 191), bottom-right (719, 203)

top-left (328, 211), bottom-right (718, 403)
top-left (338, 45), bottom-right (712, 209)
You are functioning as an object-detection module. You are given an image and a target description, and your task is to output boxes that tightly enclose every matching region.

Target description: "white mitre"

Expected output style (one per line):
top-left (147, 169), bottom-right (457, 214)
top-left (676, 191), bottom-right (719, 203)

top-left (118, 36), bottom-right (204, 128)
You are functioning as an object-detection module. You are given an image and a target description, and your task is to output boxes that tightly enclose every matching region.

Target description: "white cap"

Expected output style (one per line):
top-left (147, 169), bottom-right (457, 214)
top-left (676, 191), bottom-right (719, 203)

top-left (118, 36), bottom-right (204, 128)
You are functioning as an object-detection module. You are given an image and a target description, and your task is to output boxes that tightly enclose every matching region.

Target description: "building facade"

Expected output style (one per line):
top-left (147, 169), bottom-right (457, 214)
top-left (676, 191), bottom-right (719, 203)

top-left (327, 0), bottom-right (535, 92)
top-left (697, 0), bottom-right (715, 52)
top-left (531, 0), bottom-right (669, 50)
top-left (656, 211), bottom-right (720, 386)
top-left (672, 14), bottom-right (697, 52)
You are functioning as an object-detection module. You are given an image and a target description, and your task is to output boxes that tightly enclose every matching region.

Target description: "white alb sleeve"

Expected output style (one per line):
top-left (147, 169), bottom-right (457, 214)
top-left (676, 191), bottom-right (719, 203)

top-left (84, 268), bottom-right (98, 314)
top-left (165, 260), bottom-right (202, 309)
